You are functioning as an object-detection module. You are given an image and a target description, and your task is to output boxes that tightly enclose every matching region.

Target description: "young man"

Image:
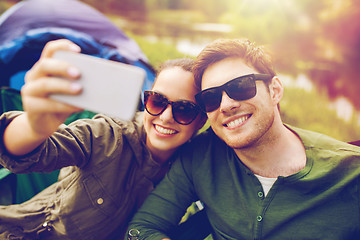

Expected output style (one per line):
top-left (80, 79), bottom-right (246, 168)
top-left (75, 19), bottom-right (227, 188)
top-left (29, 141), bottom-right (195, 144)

top-left (0, 39), bottom-right (209, 239)
top-left (129, 39), bottom-right (360, 239)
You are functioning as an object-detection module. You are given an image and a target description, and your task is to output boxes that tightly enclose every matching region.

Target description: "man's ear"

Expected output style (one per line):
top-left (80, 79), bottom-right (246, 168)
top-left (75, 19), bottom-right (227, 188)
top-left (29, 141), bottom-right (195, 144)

top-left (269, 76), bottom-right (283, 106)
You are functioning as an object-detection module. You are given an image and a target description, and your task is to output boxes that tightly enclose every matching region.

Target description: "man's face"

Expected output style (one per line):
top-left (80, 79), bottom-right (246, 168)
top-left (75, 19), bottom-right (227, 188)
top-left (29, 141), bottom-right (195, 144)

top-left (201, 57), bottom-right (278, 149)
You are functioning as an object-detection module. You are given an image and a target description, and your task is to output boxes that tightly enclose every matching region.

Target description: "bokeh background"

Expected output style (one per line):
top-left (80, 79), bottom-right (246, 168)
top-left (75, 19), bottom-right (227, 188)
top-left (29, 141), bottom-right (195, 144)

top-left (1, 0), bottom-right (360, 141)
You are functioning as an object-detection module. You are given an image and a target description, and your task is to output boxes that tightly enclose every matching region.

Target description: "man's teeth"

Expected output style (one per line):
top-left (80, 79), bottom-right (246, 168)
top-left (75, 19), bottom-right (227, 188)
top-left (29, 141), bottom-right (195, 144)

top-left (155, 125), bottom-right (176, 134)
top-left (227, 116), bottom-right (249, 128)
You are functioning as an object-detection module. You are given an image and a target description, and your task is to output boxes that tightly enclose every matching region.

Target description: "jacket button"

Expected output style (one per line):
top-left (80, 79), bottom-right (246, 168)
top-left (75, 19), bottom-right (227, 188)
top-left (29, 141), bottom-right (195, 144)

top-left (97, 198), bottom-right (104, 205)
top-left (43, 221), bottom-right (52, 231)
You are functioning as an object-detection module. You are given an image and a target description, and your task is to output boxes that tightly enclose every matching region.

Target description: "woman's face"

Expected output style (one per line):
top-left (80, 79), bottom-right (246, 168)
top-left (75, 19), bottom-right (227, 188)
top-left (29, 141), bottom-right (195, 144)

top-left (144, 67), bottom-right (203, 162)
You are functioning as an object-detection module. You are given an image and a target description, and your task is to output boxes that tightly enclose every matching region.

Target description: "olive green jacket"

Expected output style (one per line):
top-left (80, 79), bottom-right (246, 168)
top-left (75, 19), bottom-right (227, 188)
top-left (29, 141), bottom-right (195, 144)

top-left (0, 111), bottom-right (166, 240)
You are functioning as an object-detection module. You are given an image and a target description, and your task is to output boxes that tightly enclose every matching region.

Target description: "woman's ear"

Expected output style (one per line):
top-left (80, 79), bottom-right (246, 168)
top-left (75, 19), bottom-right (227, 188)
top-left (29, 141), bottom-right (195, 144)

top-left (269, 76), bottom-right (283, 106)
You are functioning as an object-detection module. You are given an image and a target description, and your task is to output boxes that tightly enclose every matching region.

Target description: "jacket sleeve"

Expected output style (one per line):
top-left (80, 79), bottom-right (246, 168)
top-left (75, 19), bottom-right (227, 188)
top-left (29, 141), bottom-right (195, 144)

top-left (0, 111), bottom-right (124, 173)
top-left (128, 144), bottom-right (199, 240)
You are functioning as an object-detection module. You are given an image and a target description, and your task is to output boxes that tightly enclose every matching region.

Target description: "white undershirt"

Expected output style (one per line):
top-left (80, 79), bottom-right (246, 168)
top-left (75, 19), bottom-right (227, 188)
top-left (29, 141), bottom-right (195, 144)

top-left (254, 174), bottom-right (277, 197)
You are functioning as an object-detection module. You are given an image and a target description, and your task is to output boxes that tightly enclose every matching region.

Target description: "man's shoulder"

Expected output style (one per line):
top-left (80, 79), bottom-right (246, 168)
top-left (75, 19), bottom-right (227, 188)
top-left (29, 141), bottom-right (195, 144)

top-left (286, 124), bottom-right (360, 155)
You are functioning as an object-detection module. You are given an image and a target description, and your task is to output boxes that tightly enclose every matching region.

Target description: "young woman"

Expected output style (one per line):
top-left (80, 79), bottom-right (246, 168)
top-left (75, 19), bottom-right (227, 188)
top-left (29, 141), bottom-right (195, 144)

top-left (0, 39), bottom-right (207, 240)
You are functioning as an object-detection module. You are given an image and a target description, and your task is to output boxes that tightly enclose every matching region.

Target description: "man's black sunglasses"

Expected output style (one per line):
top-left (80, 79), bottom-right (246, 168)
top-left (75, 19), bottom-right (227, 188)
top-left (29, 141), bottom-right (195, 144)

top-left (144, 91), bottom-right (201, 125)
top-left (195, 74), bottom-right (272, 113)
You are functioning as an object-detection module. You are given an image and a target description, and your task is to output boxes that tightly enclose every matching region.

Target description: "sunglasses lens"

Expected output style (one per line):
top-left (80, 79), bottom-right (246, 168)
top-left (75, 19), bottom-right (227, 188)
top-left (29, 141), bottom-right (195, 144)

top-left (145, 92), bottom-right (167, 115)
top-left (226, 76), bottom-right (256, 101)
top-left (196, 75), bottom-right (257, 112)
top-left (145, 91), bottom-right (199, 125)
top-left (173, 101), bottom-right (199, 125)
top-left (198, 89), bottom-right (222, 112)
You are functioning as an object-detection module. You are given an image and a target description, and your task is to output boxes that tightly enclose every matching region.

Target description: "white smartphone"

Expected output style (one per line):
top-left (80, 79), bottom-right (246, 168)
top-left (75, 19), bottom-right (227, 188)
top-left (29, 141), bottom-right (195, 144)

top-left (50, 51), bottom-right (146, 120)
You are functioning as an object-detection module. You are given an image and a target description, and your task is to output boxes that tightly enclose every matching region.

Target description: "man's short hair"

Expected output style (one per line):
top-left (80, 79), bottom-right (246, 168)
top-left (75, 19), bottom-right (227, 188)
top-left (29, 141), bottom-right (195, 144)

top-left (193, 39), bottom-right (276, 89)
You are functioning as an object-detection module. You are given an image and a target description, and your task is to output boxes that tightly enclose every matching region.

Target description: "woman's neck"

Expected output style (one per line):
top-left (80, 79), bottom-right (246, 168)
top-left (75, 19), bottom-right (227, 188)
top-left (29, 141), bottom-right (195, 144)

top-left (146, 139), bottom-right (176, 165)
top-left (151, 150), bottom-right (174, 165)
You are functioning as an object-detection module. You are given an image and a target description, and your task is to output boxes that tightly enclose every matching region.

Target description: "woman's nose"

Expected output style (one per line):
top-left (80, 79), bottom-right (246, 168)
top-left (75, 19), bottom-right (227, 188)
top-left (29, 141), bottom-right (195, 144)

top-left (159, 104), bottom-right (175, 123)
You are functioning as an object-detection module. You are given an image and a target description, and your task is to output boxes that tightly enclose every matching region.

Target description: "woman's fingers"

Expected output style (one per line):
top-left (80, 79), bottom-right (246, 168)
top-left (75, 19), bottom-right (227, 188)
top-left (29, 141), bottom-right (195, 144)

top-left (22, 76), bottom-right (82, 98)
top-left (40, 39), bottom-right (81, 59)
top-left (22, 75), bottom-right (83, 113)
top-left (25, 57), bottom-right (81, 84)
top-left (22, 39), bottom-right (84, 115)
top-left (25, 39), bottom-right (81, 84)
top-left (22, 95), bottom-right (83, 113)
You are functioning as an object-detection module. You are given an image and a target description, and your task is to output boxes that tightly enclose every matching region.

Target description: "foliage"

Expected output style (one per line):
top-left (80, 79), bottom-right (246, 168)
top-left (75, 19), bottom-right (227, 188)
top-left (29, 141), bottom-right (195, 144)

top-left (0, 1), bottom-right (13, 14)
top-left (132, 32), bottom-right (360, 141)
top-left (82, 0), bottom-right (147, 19)
top-left (1, 0), bottom-right (359, 141)
top-left (147, 9), bottom-right (206, 24)
top-left (76, 0), bottom-right (360, 111)
top-left (281, 85), bottom-right (360, 142)
top-left (127, 32), bottom-right (193, 68)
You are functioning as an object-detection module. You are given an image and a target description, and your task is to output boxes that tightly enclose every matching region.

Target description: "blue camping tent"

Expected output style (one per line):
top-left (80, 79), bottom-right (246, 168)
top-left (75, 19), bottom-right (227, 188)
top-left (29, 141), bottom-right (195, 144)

top-left (0, 0), bottom-right (155, 92)
top-left (0, 0), bottom-right (156, 204)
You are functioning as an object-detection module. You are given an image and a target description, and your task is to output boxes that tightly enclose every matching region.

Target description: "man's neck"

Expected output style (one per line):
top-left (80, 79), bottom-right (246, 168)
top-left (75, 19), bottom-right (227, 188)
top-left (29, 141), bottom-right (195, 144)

top-left (234, 124), bottom-right (306, 178)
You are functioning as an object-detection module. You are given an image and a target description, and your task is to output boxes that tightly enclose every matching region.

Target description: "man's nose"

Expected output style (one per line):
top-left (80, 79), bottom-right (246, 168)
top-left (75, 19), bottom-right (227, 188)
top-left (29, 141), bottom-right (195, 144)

top-left (219, 91), bottom-right (240, 113)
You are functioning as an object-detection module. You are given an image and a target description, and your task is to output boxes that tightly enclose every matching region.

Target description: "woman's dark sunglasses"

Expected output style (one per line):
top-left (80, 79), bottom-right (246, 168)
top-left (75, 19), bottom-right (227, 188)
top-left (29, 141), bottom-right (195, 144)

top-left (195, 74), bottom-right (272, 112)
top-left (144, 91), bottom-right (201, 125)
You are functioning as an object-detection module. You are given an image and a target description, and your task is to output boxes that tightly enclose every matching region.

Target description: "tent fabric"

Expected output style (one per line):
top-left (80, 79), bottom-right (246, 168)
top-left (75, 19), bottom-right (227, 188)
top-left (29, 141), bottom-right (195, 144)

top-left (0, 0), bottom-right (156, 103)
top-left (0, 0), bottom-right (147, 61)
top-left (0, 169), bottom-right (16, 205)
top-left (0, 27), bottom-right (146, 90)
top-left (0, 0), bottom-right (156, 204)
